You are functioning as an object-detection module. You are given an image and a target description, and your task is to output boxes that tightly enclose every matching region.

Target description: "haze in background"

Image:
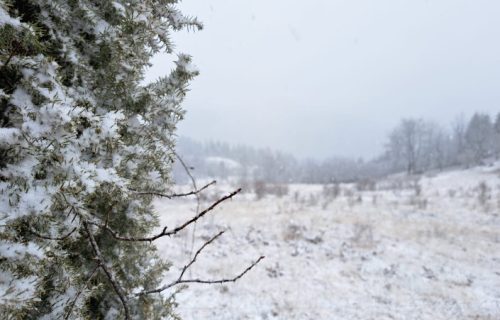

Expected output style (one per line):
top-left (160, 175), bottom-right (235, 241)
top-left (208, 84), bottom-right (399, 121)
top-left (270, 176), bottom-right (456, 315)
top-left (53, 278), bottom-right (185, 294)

top-left (144, 0), bottom-right (500, 159)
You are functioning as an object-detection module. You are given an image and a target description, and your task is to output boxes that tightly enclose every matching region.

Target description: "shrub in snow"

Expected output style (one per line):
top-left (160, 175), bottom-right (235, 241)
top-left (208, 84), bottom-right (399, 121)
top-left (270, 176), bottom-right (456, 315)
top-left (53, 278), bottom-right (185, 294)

top-left (0, 1), bottom-right (202, 318)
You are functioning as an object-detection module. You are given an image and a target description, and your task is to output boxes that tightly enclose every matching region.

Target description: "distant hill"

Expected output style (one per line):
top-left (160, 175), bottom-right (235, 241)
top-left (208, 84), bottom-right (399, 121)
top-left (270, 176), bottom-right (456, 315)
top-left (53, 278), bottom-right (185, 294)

top-left (172, 137), bottom-right (392, 184)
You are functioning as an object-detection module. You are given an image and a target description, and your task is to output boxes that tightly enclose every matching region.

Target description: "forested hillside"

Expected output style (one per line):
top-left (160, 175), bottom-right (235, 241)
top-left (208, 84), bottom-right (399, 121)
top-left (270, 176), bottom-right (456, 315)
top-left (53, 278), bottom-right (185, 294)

top-left (175, 112), bottom-right (500, 184)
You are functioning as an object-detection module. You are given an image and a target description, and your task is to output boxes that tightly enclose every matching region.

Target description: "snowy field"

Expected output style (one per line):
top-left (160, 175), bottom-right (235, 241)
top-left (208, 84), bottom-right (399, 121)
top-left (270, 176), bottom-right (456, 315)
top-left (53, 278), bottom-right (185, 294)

top-left (154, 164), bottom-right (500, 319)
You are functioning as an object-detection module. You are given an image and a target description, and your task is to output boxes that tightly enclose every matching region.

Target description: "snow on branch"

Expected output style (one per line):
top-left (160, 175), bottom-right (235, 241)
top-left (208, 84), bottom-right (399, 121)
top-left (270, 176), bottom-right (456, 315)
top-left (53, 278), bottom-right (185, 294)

top-left (64, 263), bottom-right (100, 320)
top-left (83, 222), bottom-right (130, 320)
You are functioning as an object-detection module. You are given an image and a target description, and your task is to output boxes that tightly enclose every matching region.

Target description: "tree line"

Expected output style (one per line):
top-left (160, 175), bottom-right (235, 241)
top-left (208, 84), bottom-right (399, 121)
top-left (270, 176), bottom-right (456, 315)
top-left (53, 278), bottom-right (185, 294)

top-left (176, 112), bottom-right (500, 184)
top-left (385, 113), bottom-right (500, 174)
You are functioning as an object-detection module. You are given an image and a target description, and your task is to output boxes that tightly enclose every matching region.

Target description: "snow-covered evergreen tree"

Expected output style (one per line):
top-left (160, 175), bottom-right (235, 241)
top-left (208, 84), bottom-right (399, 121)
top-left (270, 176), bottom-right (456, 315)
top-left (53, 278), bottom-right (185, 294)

top-left (0, 1), bottom-right (202, 318)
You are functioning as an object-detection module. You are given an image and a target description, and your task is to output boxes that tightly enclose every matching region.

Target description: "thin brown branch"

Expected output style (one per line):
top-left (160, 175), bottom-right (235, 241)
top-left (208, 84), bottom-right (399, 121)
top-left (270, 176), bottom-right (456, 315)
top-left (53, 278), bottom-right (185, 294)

top-left (169, 150), bottom-right (202, 259)
top-left (170, 179), bottom-right (216, 198)
top-left (131, 180), bottom-right (216, 199)
top-left (172, 150), bottom-right (199, 193)
top-left (83, 222), bottom-right (130, 320)
top-left (179, 230), bottom-right (225, 280)
top-left (64, 263), bottom-right (99, 320)
top-left (167, 188), bottom-right (239, 237)
top-left (29, 227), bottom-right (77, 241)
top-left (137, 256), bottom-right (265, 296)
top-left (95, 188), bottom-right (241, 242)
top-left (104, 213), bottom-right (111, 228)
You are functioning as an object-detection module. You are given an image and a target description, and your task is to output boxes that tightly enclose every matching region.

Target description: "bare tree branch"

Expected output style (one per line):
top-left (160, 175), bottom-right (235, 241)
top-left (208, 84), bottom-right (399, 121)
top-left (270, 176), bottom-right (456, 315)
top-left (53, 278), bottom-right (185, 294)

top-left (137, 256), bottom-right (265, 295)
top-left (168, 188), bottom-right (239, 239)
top-left (29, 227), bottom-right (77, 241)
top-left (179, 230), bottom-right (225, 280)
top-left (135, 230), bottom-right (265, 296)
top-left (131, 180), bottom-right (216, 199)
top-left (83, 222), bottom-right (130, 320)
top-left (94, 188), bottom-right (241, 242)
top-left (64, 263), bottom-right (99, 320)
top-left (172, 149), bottom-right (199, 195)
top-left (171, 149), bottom-right (202, 259)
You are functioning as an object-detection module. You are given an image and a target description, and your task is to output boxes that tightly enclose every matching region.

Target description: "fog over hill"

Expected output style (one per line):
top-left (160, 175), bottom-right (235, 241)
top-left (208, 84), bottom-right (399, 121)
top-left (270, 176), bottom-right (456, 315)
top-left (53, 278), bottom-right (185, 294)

top-left (174, 112), bottom-right (500, 184)
top-left (148, 0), bottom-right (500, 159)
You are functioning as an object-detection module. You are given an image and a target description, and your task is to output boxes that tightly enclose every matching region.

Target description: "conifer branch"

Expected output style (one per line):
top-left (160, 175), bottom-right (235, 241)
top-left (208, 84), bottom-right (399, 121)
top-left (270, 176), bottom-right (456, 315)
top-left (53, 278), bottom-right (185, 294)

top-left (137, 257), bottom-right (265, 295)
top-left (83, 222), bottom-right (130, 320)
top-left (94, 188), bottom-right (241, 242)
top-left (64, 263), bottom-right (100, 320)
top-left (179, 230), bottom-right (225, 280)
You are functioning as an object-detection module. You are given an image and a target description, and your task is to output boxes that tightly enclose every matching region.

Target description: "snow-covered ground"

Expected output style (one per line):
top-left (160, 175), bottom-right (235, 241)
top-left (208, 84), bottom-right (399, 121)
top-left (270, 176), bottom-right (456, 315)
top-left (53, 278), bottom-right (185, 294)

top-left (154, 164), bottom-right (500, 319)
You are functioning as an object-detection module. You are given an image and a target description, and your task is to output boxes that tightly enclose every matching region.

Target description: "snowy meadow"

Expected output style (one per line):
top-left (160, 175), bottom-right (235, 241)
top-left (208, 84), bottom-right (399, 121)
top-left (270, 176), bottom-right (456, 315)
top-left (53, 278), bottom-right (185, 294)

top-left (154, 164), bottom-right (500, 320)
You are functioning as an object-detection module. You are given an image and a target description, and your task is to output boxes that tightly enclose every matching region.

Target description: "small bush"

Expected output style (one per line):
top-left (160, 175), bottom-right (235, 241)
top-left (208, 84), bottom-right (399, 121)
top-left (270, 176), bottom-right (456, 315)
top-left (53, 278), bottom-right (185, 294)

top-left (351, 223), bottom-right (374, 247)
top-left (356, 179), bottom-right (377, 191)
top-left (253, 180), bottom-right (267, 200)
top-left (253, 181), bottom-right (289, 199)
top-left (322, 183), bottom-right (341, 199)
top-left (477, 181), bottom-right (491, 210)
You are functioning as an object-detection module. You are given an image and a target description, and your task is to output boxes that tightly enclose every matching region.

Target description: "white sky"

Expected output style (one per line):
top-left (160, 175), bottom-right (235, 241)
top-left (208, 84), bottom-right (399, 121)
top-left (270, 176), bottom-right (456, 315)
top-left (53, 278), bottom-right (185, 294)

top-left (145, 0), bottom-right (500, 159)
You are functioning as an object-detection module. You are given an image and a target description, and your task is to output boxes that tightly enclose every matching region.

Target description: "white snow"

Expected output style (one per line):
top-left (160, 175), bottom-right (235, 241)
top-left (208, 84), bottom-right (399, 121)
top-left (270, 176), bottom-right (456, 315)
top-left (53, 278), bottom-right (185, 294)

top-left (0, 242), bottom-right (43, 260)
top-left (0, 127), bottom-right (20, 145)
top-left (0, 5), bottom-right (22, 27)
top-left (0, 271), bottom-right (38, 304)
top-left (101, 111), bottom-right (125, 138)
top-left (112, 1), bottom-right (126, 16)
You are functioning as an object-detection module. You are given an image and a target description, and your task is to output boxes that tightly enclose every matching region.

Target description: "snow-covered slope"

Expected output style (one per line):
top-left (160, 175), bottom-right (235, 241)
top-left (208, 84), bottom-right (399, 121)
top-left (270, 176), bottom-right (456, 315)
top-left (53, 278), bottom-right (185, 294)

top-left (154, 164), bottom-right (500, 319)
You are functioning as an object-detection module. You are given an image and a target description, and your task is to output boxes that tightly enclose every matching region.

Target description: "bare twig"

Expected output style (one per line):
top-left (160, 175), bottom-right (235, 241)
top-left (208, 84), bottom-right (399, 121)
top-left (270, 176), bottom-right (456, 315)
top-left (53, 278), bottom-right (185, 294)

top-left (135, 230), bottom-right (265, 296)
top-left (29, 227), bottom-right (77, 241)
top-left (94, 188), bottom-right (241, 242)
top-left (171, 150), bottom-right (202, 260)
top-left (83, 222), bottom-right (130, 320)
top-left (104, 212), bottom-right (111, 228)
top-left (131, 180), bottom-right (216, 199)
top-left (179, 230), bottom-right (225, 280)
top-left (168, 188), bottom-right (239, 239)
top-left (137, 256), bottom-right (265, 295)
top-left (172, 150), bottom-right (199, 195)
top-left (64, 263), bottom-right (100, 320)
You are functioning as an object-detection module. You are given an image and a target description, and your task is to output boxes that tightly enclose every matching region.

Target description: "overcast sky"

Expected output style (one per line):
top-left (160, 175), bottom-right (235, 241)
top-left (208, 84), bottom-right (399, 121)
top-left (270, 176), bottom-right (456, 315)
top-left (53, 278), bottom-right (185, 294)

top-left (145, 0), bottom-right (500, 160)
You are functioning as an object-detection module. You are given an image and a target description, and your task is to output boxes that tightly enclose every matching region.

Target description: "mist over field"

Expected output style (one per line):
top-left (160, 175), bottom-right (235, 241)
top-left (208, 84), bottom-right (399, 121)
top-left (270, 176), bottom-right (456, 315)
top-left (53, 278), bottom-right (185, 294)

top-left (161, 112), bottom-right (500, 319)
top-left (147, 0), bottom-right (500, 159)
